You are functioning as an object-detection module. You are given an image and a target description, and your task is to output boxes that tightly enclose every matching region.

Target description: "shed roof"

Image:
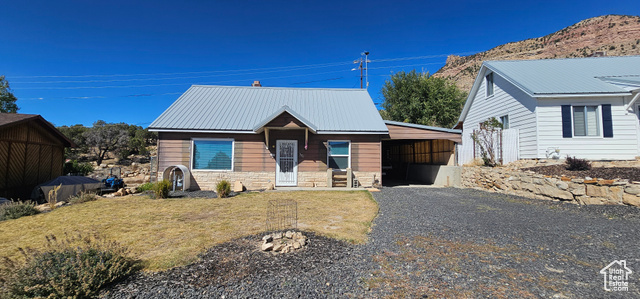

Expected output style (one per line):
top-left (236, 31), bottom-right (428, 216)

top-left (484, 56), bottom-right (640, 96)
top-left (0, 113), bottom-right (75, 147)
top-left (149, 85), bottom-right (388, 134)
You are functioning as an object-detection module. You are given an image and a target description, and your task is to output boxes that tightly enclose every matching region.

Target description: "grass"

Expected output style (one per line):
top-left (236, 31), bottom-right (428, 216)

top-left (0, 191), bottom-right (377, 271)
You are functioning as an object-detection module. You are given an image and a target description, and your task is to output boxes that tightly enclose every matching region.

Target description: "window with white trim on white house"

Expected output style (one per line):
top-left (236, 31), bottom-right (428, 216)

top-left (573, 105), bottom-right (599, 136)
top-left (500, 115), bottom-right (509, 129)
top-left (486, 73), bottom-right (494, 97)
top-left (561, 104), bottom-right (613, 138)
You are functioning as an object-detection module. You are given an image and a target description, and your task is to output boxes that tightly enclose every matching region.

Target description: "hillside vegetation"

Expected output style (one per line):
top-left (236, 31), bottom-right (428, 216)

top-left (434, 15), bottom-right (640, 93)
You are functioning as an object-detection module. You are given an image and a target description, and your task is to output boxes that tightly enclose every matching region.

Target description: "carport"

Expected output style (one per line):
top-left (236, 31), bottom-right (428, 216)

top-left (382, 121), bottom-right (462, 186)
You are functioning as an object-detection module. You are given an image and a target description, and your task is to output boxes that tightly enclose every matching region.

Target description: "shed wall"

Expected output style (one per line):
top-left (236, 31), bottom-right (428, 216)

top-left (0, 122), bottom-right (65, 200)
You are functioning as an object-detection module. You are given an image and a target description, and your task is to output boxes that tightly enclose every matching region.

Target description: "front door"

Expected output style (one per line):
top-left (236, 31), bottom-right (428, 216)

top-left (276, 140), bottom-right (298, 186)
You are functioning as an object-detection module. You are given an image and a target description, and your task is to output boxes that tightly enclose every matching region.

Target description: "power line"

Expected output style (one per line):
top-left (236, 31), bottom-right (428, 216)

top-left (10, 61), bottom-right (355, 79)
top-left (9, 51), bottom-right (478, 81)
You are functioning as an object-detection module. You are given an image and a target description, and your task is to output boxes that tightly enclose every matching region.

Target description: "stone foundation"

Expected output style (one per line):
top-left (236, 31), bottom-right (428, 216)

top-left (462, 166), bottom-right (640, 207)
top-left (187, 170), bottom-right (381, 190)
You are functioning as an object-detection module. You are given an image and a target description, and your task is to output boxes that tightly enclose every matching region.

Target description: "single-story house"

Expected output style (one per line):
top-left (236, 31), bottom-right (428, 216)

top-left (0, 113), bottom-right (75, 201)
top-left (149, 83), bottom-right (462, 190)
top-left (456, 56), bottom-right (640, 164)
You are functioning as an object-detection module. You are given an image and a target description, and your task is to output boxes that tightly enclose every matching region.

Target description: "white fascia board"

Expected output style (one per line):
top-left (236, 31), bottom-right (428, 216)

top-left (535, 92), bottom-right (631, 98)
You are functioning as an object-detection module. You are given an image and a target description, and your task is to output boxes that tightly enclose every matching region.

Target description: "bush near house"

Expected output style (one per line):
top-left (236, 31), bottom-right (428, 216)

top-left (0, 201), bottom-right (40, 221)
top-left (153, 180), bottom-right (171, 199)
top-left (69, 191), bottom-right (99, 204)
top-left (565, 156), bottom-right (592, 171)
top-left (216, 180), bottom-right (231, 198)
top-left (0, 234), bottom-right (137, 298)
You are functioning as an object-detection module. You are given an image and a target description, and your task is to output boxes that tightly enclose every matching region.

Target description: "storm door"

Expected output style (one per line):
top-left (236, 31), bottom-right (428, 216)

top-left (276, 140), bottom-right (298, 186)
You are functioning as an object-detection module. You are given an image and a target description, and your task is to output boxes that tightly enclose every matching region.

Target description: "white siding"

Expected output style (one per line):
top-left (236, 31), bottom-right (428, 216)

top-left (537, 96), bottom-right (639, 160)
top-left (461, 71), bottom-right (538, 164)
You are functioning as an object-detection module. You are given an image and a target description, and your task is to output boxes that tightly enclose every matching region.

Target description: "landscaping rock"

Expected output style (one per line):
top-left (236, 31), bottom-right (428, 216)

top-left (261, 242), bottom-right (274, 251)
top-left (35, 204), bottom-right (52, 212)
top-left (273, 243), bottom-right (284, 252)
top-left (233, 181), bottom-right (245, 193)
top-left (623, 193), bottom-right (640, 207)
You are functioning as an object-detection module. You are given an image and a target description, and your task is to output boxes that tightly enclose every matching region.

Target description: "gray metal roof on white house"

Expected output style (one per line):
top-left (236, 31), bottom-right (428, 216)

top-left (149, 85), bottom-right (389, 133)
top-left (485, 56), bottom-right (640, 95)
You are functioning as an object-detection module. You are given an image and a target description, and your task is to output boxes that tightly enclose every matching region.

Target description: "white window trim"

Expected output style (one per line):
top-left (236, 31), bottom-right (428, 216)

top-left (190, 138), bottom-right (235, 172)
top-left (571, 105), bottom-right (603, 138)
top-left (327, 140), bottom-right (351, 170)
top-left (486, 72), bottom-right (494, 98)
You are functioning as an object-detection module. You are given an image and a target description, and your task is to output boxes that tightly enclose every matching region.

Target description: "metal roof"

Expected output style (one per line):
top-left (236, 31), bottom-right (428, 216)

top-left (149, 85), bottom-right (389, 133)
top-left (485, 56), bottom-right (640, 95)
top-left (0, 113), bottom-right (75, 147)
top-left (384, 120), bottom-right (461, 134)
top-left (457, 56), bottom-right (640, 127)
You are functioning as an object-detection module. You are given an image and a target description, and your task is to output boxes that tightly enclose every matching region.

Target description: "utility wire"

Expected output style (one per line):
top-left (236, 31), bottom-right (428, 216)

top-left (10, 51), bottom-right (478, 81)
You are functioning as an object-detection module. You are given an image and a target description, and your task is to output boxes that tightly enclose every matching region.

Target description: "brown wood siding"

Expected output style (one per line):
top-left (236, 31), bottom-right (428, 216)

top-left (384, 139), bottom-right (455, 166)
top-left (264, 112), bottom-right (306, 128)
top-left (0, 121), bottom-right (66, 201)
top-left (157, 131), bottom-right (382, 174)
top-left (386, 124), bottom-right (461, 142)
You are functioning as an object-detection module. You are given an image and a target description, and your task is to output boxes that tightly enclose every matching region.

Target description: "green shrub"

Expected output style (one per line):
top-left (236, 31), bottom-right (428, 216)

top-left (69, 191), bottom-right (99, 204)
top-left (0, 233), bottom-right (137, 299)
top-left (0, 201), bottom-right (40, 221)
top-left (153, 180), bottom-right (171, 199)
top-left (63, 160), bottom-right (94, 176)
top-left (565, 156), bottom-right (591, 171)
top-left (136, 182), bottom-right (154, 193)
top-left (216, 180), bottom-right (231, 198)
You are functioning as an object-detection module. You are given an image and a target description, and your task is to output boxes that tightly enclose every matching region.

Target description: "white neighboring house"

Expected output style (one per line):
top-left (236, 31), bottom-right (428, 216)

top-left (456, 56), bottom-right (640, 164)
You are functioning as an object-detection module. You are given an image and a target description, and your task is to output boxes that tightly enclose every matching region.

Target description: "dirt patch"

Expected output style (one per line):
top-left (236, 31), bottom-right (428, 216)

top-left (523, 164), bottom-right (640, 181)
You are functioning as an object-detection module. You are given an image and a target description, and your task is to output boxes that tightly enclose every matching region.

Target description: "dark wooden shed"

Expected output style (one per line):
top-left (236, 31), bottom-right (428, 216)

top-left (0, 114), bottom-right (75, 201)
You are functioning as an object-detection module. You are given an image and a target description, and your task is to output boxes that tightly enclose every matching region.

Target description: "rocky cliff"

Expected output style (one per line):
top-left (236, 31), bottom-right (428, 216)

top-left (434, 15), bottom-right (640, 93)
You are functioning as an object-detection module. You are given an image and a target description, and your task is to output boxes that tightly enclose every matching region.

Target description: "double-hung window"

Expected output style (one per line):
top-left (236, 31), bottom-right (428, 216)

top-left (572, 106), bottom-right (599, 136)
top-left (327, 141), bottom-right (350, 170)
top-left (486, 73), bottom-right (494, 97)
top-left (192, 139), bottom-right (234, 170)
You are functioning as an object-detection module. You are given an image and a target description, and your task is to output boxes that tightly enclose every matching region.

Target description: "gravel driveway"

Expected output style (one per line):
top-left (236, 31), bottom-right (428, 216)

top-left (102, 188), bottom-right (640, 298)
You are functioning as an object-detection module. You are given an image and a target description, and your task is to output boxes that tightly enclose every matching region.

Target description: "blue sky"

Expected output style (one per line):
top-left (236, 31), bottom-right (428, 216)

top-left (2, 0), bottom-right (638, 127)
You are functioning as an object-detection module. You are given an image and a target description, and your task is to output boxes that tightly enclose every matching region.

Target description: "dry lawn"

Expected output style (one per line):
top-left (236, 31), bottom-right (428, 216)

top-left (0, 191), bottom-right (377, 271)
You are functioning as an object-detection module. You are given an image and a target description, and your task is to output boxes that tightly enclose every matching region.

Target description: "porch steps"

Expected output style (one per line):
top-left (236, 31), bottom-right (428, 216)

top-left (332, 171), bottom-right (348, 188)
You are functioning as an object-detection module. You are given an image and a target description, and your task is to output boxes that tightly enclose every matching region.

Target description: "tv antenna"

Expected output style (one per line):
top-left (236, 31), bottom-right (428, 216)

top-left (352, 51), bottom-right (370, 89)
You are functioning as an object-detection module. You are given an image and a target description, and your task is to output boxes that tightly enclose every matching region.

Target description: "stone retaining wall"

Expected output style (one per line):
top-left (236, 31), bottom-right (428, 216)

top-left (462, 166), bottom-right (640, 207)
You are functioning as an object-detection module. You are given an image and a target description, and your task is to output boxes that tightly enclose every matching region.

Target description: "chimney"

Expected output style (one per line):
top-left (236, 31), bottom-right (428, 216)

top-left (252, 80), bottom-right (262, 87)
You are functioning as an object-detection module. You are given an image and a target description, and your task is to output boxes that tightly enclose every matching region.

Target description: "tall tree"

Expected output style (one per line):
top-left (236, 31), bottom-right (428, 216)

top-left (84, 120), bottom-right (129, 165)
top-left (58, 124), bottom-right (90, 159)
top-left (0, 76), bottom-right (19, 113)
top-left (380, 70), bottom-right (466, 128)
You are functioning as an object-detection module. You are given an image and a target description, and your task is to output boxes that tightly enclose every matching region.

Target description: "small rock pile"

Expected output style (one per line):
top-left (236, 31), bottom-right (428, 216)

top-left (104, 187), bottom-right (137, 197)
top-left (260, 231), bottom-right (307, 254)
